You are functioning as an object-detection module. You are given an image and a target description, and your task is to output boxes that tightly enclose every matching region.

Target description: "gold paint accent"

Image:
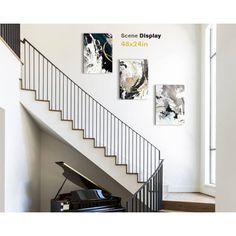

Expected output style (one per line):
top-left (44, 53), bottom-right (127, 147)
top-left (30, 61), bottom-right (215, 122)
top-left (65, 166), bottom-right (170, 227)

top-left (102, 41), bottom-right (112, 62)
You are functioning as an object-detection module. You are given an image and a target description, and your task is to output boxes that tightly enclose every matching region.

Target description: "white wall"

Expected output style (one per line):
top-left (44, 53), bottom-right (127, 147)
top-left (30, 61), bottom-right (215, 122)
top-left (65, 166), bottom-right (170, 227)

top-left (0, 37), bottom-right (41, 211)
top-left (21, 24), bottom-right (201, 192)
top-left (40, 131), bottom-right (132, 211)
top-left (216, 25), bottom-right (236, 211)
top-left (0, 108), bottom-right (5, 211)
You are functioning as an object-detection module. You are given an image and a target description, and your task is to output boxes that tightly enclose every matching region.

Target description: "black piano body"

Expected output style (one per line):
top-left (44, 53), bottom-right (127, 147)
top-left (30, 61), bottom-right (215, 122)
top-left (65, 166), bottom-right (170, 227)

top-left (51, 162), bottom-right (126, 212)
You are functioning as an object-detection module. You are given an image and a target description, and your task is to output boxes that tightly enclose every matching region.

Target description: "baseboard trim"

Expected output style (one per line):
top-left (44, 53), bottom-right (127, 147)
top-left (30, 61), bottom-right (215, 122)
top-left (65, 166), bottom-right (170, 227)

top-left (167, 185), bottom-right (200, 193)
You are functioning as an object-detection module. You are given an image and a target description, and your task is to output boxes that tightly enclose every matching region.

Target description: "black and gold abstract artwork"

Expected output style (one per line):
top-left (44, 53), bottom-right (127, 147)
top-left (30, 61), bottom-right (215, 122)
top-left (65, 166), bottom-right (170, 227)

top-left (83, 33), bottom-right (112, 74)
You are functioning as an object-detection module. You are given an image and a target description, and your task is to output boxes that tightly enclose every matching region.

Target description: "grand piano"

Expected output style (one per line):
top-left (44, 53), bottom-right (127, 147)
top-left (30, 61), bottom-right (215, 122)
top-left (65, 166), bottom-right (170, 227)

top-left (51, 162), bottom-right (126, 212)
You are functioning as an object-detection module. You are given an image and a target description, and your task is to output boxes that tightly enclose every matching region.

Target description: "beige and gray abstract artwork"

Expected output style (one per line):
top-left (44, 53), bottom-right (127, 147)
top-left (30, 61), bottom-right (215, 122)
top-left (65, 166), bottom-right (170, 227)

top-left (119, 59), bottom-right (148, 99)
top-left (155, 84), bottom-right (185, 125)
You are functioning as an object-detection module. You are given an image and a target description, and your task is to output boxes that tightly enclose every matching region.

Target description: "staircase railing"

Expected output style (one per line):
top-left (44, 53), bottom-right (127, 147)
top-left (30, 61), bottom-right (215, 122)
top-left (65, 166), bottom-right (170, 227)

top-left (20, 38), bottom-right (164, 211)
top-left (126, 159), bottom-right (163, 212)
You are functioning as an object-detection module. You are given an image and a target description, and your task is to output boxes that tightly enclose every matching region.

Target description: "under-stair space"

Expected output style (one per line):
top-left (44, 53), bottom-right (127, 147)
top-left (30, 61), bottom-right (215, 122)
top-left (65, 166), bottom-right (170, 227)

top-left (162, 192), bottom-right (215, 212)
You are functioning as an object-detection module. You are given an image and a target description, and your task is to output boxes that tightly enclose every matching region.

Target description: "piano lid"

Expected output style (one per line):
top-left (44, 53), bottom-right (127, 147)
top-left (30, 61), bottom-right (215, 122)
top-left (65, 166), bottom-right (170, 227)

top-left (55, 162), bottom-right (110, 194)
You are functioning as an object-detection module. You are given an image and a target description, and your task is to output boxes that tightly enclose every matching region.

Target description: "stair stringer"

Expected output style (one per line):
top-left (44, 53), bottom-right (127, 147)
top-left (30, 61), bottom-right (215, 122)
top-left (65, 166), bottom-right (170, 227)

top-left (20, 88), bottom-right (142, 194)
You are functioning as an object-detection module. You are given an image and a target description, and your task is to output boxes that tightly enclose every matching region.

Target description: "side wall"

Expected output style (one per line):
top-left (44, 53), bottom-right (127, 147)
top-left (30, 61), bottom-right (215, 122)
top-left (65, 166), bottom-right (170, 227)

top-left (22, 24), bottom-right (201, 192)
top-left (0, 108), bottom-right (5, 211)
top-left (216, 25), bottom-right (236, 211)
top-left (0, 37), bottom-right (41, 212)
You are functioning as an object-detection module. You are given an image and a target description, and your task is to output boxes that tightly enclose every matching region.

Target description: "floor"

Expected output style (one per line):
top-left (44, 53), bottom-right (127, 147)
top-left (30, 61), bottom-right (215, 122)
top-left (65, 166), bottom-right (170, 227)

top-left (164, 192), bottom-right (215, 204)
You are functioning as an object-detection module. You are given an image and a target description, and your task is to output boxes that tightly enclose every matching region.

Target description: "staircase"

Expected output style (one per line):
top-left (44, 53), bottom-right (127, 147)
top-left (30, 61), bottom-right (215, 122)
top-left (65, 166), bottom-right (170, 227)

top-left (20, 38), bottom-right (164, 212)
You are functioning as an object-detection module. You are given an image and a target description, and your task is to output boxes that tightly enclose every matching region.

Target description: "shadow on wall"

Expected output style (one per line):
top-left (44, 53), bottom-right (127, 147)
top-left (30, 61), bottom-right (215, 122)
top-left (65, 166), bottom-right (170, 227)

top-left (21, 105), bottom-right (41, 212)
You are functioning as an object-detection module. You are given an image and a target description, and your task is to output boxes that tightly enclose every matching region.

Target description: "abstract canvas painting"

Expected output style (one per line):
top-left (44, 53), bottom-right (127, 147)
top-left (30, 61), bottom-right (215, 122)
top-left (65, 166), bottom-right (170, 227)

top-left (83, 33), bottom-right (112, 73)
top-left (120, 59), bottom-right (148, 99)
top-left (155, 84), bottom-right (185, 125)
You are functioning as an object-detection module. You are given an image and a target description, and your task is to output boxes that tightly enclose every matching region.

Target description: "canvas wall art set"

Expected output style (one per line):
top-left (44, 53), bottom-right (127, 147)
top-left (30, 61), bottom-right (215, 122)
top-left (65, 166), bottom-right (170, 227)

top-left (83, 33), bottom-right (185, 125)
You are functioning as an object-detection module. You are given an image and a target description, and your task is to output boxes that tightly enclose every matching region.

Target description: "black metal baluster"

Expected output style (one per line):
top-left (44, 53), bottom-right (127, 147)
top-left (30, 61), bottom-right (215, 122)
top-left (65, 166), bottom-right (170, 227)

top-left (55, 68), bottom-right (57, 109)
top-left (132, 196), bottom-right (134, 212)
top-left (28, 42), bottom-right (30, 89)
top-left (158, 164), bottom-right (163, 210)
top-left (42, 57), bottom-right (44, 100)
top-left (95, 102), bottom-right (97, 145)
top-left (88, 96), bottom-right (90, 137)
top-left (150, 178), bottom-right (152, 211)
top-left (78, 89), bottom-right (80, 127)
top-left (59, 72), bottom-right (61, 110)
top-left (92, 99), bottom-right (94, 137)
top-left (103, 108), bottom-right (105, 147)
top-left (139, 191), bottom-right (141, 212)
top-left (136, 133), bottom-right (138, 173)
top-left (38, 54), bottom-right (40, 99)
top-left (69, 81), bottom-right (71, 119)
top-left (139, 135), bottom-right (141, 182)
top-left (51, 64), bottom-right (53, 109)
top-left (33, 48), bottom-right (35, 90)
top-left (65, 78), bottom-right (67, 118)
top-left (132, 131), bottom-right (134, 173)
top-left (128, 128), bottom-right (130, 172)
top-left (110, 114), bottom-right (112, 155)
top-left (147, 143), bottom-right (149, 180)
top-left (151, 144), bottom-right (153, 175)
top-left (100, 104), bottom-right (102, 146)
top-left (125, 125), bottom-right (127, 164)
top-left (47, 61), bottom-right (48, 100)
top-left (106, 110), bottom-right (108, 155)
top-left (146, 183), bottom-right (149, 212)
top-left (63, 75), bottom-right (65, 119)
top-left (143, 185), bottom-right (146, 212)
top-left (24, 41), bottom-right (26, 88)
top-left (113, 116), bottom-right (116, 155)
top-left (74, 84), bottom-right (76, 129)
top-left (121, 122), bottom-right (123, 164)
top-left (76, 87), bottom-right (79, 129)
top-left (117, 120), bottom-right (119, 163)
top-left (85, 93), bottom-right (87, 137)
top-left (54, 67), bottom-right (56, 109)
top-left (81, 90), bottom-right (83, 128)
top-left (155, 173), bottom-right (158, 212)
top-left (143, 139), bottom-right (145, 182)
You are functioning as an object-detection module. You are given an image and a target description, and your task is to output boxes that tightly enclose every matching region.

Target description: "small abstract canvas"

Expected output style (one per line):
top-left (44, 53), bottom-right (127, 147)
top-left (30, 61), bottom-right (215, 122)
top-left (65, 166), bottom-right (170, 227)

top-left (155, 84), bottom-right (185, 125)
top-left (83, 33), bottom-right (112, 73)
top-left (120, 59), bottom-right (148, 99)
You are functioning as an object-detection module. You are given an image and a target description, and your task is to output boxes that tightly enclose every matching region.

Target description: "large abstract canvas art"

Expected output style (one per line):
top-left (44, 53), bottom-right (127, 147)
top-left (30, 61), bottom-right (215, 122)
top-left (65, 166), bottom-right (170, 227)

top-left (120, 59), bottom-right (148, 99)
top-left (155, 84), bottom-right (185, 125)
top-left (83, 33), bottom-right (112, 74)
